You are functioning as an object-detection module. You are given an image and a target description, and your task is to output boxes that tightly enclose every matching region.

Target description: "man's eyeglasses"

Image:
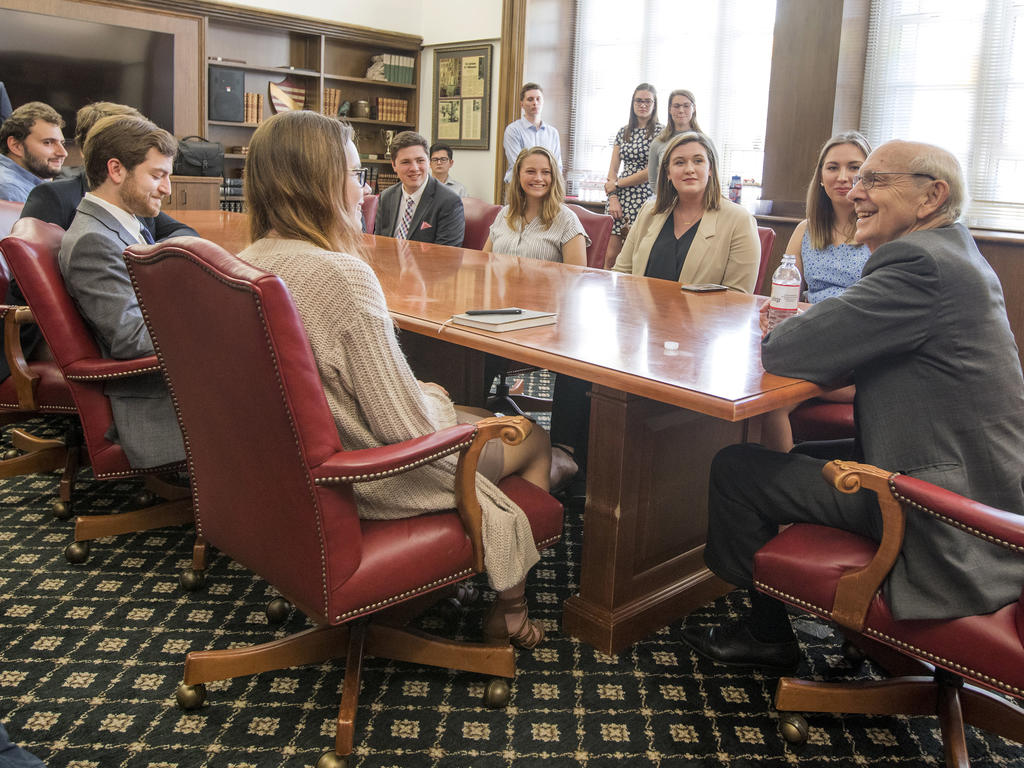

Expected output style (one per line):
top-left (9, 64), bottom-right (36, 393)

top-left (633, 98), bottom-right (654, 106)
top-left (852, 171), bottom-right (936, 190)
top-left (430, 156), bottom-right (451, 164)
top-left (350, 167), bottom-right (368, 186)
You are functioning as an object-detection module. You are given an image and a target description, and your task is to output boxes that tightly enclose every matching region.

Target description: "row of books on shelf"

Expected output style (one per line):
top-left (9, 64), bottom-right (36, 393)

top-left (373, 169), bottom-right (400, 193)
top-left (221, 199), bottom-right (245, 213)
top-left (323, 88), bottom-right (343, 117)
top-left (373, 53), bottom-right (415, 84)
top-left (377, 98), bottom-right (409, 123)
top-left (244, 93), bottom-right (265, 125)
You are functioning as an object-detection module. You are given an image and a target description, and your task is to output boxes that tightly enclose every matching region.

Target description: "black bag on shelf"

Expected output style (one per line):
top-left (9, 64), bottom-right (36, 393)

top-left (173, 136), bottom-right (224, 177)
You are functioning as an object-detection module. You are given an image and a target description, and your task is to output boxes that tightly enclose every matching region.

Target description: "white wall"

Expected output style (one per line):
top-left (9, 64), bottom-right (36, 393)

top-left (212, 0), bottom-right (504, 198)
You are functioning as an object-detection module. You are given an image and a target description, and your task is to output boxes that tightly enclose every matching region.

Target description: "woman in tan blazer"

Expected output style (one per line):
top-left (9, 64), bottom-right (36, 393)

top-left (612, 131), bottom-right (759, 293)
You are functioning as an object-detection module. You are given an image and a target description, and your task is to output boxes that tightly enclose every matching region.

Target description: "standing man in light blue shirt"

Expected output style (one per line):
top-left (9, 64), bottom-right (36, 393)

top-left (0, 101), bottom-right (68, 202)
top-left (502, 83), bottom-right (561, 184)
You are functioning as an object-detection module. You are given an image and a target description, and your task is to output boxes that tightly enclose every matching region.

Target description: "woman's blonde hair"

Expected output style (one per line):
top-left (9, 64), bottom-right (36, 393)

top-left (245, 111), bottom-right (363, 256)
top-left (654, 131), bottom-right (722, 215)
top-left (504, 146), bottom-right (565, 231)
top-left (805, 131), bottom-right (872, 250)
top-left (656, 89), bottom-right (702, 143)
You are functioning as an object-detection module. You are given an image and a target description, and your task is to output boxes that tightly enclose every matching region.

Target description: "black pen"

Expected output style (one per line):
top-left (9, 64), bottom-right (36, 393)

top-left (464, 309), bottom-right (523, 315)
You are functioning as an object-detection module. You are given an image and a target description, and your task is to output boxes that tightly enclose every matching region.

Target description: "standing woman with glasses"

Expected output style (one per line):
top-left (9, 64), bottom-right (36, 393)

top-left (239, 111), bottom-right (553, 648)
top-left (602, 84), bottom-right (663, 268)
top-left (760, 131), bottom-right (872, 453)
top-left (647, 89), bottom-right (702, 192)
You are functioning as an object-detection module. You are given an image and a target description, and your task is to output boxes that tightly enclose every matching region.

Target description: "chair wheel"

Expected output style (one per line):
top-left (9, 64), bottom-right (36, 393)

top-left (3, 448), bottom-right (19, 460)
top-left (133, 490), bottom-right (156, 508)
top-left (64, 541), bottom-right (89, 564)
top-left (455, 582), bottom-right (480, 605)
top-left (315, 751), bottom-right (348, 768)
top-left (179, 569), bottom-right (206, 592)
top-left (175, 682), bottom-right (206, 710)
top-left (483, 678), bottom-right (510, 708)
top-left (266, 597), bottom-right (292, 623)
top-left (53, 501), bottom-right (73, 520)
top-left (438, 597), bottom-right (462, 621)
top-left (841, 639), bottom-right (866, 667)
top-left (779, 712), bottom-right (809, 744)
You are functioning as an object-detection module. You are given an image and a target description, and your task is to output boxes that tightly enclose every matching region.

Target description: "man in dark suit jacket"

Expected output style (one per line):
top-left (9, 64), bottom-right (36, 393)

top-left (682, 140), bottom-right (1024, 672)
top-left (58, 114), bottom-right (185, 469)
top-left (373, 131), bottom-right (464, 247)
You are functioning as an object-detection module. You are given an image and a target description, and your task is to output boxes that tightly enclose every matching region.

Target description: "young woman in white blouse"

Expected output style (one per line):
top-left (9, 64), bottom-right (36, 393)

top-left (483, 146), bottom-right (589, 265)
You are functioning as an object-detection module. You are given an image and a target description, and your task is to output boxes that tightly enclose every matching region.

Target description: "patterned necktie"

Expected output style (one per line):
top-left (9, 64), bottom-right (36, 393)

top-left (395, 195), bottom-right (415, 240)
top-left (140, 223), bottom-right (155, 245)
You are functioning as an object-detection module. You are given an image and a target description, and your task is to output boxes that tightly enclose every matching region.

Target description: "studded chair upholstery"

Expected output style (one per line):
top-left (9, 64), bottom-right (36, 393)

top-left (0, 220), bottom-right (80, 510)
top-left (565, 203), bottom-right (614, 269)
top-left (123, 236), bottom-right (564, 766)
top-left (753, 459), bottom-right (1024, 766)
top-left (462, 196), bottom-right (502, 250)
top-left (2, 218), bottom-right (190, 563)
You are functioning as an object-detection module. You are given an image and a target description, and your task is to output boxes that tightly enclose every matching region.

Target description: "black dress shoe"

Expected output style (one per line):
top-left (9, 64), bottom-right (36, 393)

top-left (680, 622), bottom-right (800, 673)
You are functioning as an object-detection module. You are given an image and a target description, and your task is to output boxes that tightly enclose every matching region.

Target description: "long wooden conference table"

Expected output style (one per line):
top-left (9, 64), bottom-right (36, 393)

top-left (166, 210), bottom-right (823, 653)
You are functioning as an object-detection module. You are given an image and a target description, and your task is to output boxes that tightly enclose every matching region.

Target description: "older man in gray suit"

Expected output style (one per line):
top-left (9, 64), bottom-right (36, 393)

top-left (58, 114), bottom-right (185, 469)
top-left (682, 140), bottom-right (1024, 672)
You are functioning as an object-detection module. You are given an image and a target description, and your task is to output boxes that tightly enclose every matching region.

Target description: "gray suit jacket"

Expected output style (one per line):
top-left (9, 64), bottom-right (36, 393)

top-left (374, 176), bottom-right (465, 247)
top-left (763, 223), bottom-right (1024, 619)
top-left (58, 197), bottom-right (185, 469)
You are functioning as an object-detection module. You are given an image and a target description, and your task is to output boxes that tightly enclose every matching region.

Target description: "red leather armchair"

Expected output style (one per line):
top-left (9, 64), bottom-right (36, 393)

top-left (462, 196), bottom-right (502, 250)
top-left (0, 220), bottom-right (80, 511)
top-left (754, 460), bottom-right (1024, 765)
top-left (2, 218), bottom-right (190, 564)
top-left (123, 237), bottom-right (564, 767)
top-left (566, 203), bottom-right (613, 269)
top-left (359, 193), bottom-right (378, 234)
top-left (754, 225), bottom-right (777, 295)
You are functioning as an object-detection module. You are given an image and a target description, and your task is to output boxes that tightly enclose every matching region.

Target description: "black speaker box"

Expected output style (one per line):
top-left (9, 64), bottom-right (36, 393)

top-left (209, 67), bottom-right (244, 122)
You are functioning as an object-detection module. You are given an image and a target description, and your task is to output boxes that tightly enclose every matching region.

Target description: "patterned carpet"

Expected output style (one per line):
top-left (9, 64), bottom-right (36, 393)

top-left (1, 415), bottom-right (1022, 768)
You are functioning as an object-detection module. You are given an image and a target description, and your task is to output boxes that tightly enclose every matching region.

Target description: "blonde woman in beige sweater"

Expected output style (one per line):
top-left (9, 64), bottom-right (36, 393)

top-left (238, 110), bottom-right (552, 649)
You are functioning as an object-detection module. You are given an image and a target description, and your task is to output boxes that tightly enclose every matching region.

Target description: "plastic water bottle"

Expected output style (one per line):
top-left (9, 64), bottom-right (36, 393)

top-left (766, 254), bottom-right (801, 332)
top-left (728, 175), bottom-right (742, 203)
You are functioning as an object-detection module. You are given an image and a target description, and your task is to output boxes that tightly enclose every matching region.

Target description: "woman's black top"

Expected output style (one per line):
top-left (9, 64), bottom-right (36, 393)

top-left (644, 214), bottom-right (702, 281)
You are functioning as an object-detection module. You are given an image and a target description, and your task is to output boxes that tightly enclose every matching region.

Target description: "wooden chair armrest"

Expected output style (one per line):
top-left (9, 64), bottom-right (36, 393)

top-left (822, 460), bottom-right (905, 631)
top-left (62, 355), bottom-right (162, 380)
top-left (2, 305), bottom-right (40, 409)
top-left (454, 415), bottom-right (531, 573)
top-left (311, 423), bottom-right (477, 484)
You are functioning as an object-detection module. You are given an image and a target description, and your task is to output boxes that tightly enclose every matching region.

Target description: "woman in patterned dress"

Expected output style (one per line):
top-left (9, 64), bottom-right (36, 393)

top-left (603, 83), bottom-right (663, 267)
top-left (761, 131), bottom-right (873, 452)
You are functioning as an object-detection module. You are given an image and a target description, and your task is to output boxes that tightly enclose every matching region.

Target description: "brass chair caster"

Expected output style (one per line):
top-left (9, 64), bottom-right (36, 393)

top-left (455, 582), bottom-right (480, 606)
top-left (3, 448), bottom-right (19, 460)
top-left (315, 751), bottom-right (348, 768)
top-left (64, 541), bottom-right (89, 564)
top-left (175, 682), bottom-right (207, 710)
top-left (179, 569), bottom-right (206, 592)
top-left (483, 677), bottom-right (510, 708)
top-left (133, 489), bottom-right (156, 508)
top-left (53, 500), bottom-right (73, 521)
top-left (841, 639), bottom-right (866, 667)
top-left (779, 712), bottom-right (809, 744)
top-left (265, 597), bottom-right (292, 623)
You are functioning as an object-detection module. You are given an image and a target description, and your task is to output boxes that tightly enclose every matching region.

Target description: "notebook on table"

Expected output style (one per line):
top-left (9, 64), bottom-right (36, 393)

top-left (450, 307), bottom-right (556, 332)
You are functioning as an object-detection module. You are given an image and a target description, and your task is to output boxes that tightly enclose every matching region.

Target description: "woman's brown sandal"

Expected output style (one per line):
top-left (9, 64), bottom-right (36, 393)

top-left (483, 596), bottom-right (545, 649)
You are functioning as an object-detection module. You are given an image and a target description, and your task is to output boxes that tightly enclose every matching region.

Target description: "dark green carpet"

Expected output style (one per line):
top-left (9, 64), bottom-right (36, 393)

top-left (1, 414), bottom-right (1021, 767)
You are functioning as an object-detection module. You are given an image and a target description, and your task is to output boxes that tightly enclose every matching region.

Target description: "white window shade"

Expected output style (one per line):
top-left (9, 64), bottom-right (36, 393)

top-left (569, 0), bottom-right (776, 198)
top-left (862, 0), bottom-right (1024, 231)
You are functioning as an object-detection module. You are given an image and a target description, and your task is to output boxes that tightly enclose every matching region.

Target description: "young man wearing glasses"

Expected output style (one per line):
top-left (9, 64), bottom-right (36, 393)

top-left (429, 143), bottom-right (467, 198)
top-left (682, 140), bottom-right (1024, 672)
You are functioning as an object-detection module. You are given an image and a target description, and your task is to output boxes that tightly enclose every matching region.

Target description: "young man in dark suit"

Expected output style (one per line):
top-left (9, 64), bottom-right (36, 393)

top-left (683, 140), bottom-right (1024, 672)
top-left (58, 114), bottom-right (185, 469)
top-left (373, 131), bottom-right (464, 247)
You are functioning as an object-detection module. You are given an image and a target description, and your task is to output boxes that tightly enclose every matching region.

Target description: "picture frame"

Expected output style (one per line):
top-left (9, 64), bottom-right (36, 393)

top-left (432, 44), bottom-right (491, 150)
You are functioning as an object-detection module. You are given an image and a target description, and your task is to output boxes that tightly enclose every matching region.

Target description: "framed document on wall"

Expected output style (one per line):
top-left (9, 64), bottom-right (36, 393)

top-left (432, 44), bottom-right (491, 149)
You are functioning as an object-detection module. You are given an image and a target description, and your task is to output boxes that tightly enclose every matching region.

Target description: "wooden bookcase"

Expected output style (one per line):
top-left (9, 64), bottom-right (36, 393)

top-left (203, 12), bottom-right (422, 200)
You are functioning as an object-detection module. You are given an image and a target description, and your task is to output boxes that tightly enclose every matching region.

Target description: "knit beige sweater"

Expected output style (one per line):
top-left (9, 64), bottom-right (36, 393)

top-left (239, 238), bottom-right (540, 591)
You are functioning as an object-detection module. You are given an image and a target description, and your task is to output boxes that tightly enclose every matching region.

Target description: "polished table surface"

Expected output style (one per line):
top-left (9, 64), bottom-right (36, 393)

top-left (165, 209), bottom-right (823, 652)
top-left (164, 210), bottom-right (821, 420)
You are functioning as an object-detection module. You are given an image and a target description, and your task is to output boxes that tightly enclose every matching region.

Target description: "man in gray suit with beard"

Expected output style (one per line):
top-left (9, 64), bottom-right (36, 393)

top-left (682, 140), bottom-right (1024, 672)
top-left (58, 114), bottom-right (185, 469)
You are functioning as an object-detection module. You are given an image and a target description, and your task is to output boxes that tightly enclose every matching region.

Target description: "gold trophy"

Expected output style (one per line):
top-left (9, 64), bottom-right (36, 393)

top-left (381, 129), bottom-right (396, 159)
